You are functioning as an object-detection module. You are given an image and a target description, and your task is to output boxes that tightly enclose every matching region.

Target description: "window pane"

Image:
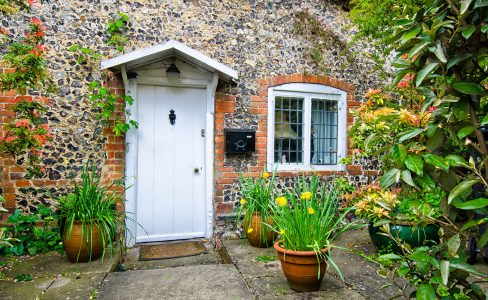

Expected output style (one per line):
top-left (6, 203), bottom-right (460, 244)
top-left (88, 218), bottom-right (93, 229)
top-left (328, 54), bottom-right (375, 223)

top-left (310, 99), bottom-right (338, 165)
top-left (274, 96), bottom-right (304, 164)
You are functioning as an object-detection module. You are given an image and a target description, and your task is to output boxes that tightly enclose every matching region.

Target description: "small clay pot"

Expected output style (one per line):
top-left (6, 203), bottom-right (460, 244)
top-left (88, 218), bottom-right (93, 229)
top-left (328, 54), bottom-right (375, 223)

top-left (243, 213), bottom-right (277, 248)
top-left (274, 240), bottom-right (329, 292)
top-left (63, 221), bottom-right (104, 263)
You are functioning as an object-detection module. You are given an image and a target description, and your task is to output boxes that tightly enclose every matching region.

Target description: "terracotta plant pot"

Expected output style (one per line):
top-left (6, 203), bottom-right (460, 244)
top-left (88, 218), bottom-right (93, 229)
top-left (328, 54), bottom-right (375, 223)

top-left (368, 222), bottom-right (440, 253)
top-left (243, 213), bottom-right (277, 248)
top-left (63, 221), bottom-right (104, 263)
top-left (274, 240), bottom-right (329, 292)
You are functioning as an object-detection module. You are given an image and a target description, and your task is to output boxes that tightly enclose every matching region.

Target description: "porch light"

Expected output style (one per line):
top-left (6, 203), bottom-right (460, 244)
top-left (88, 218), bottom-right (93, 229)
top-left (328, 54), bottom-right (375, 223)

top-left (166, 63), bottom-right (180, 83)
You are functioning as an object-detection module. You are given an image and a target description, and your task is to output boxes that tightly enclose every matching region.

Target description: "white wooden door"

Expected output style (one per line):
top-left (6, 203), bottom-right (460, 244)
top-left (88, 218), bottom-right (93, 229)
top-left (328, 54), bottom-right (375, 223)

top-left (135, 85), bottom-right (206, 242)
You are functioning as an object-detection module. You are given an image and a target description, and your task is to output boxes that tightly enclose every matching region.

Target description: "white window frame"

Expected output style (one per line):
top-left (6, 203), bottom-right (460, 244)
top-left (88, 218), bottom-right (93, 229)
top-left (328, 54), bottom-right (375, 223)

top-left (267, 83), bottom-right (347, 172)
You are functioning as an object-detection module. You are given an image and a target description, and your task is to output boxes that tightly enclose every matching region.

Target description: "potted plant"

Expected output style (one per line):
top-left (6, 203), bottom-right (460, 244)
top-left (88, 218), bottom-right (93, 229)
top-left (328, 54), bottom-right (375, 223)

top-left (56, 163), bottom-right (127, 263)
top-left (349, 181), bottom-right (442, 253)
top-left (267, 176), bottom-right (358, 292)
top-left (236, 171), bottom-right (277, 248)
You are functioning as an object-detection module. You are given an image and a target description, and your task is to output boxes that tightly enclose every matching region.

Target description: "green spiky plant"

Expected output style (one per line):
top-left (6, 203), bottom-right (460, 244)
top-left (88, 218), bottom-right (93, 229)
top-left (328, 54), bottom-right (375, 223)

top-left (268, 175), bottom-right (360, 278)
top-left (236, 170), bottom-right (276, 246)
top-left (56, 163), bottom-right (131, 262)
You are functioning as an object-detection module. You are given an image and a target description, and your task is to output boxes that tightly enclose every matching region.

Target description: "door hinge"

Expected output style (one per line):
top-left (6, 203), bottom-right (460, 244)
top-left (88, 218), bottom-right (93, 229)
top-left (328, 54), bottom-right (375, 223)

top-left (201, 129), bottom-right (205, 137)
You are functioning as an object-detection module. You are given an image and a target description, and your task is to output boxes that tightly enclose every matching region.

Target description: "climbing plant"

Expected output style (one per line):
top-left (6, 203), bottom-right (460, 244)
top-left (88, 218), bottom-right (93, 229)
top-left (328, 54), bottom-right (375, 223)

top-left (68, 12), bottom-right (137, 137)
top-left (0, 2), bottom-right (53, 178)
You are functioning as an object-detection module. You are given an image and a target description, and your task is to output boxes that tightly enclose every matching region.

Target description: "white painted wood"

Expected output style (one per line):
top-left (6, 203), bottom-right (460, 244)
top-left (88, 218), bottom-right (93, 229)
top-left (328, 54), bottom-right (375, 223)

top-left (125, 57), bottom-right (217, 246)
top-left (100, 40), bottom-right (238, 81)
top-left (267, 83), bottom-right (347, 172)
top-left (135, 85), bottom-right (207, 243)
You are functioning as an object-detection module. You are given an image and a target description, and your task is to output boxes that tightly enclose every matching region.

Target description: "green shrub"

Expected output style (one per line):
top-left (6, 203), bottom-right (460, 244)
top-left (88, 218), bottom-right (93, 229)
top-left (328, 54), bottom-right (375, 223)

top-left (0, 205), bottom-right (62, 256)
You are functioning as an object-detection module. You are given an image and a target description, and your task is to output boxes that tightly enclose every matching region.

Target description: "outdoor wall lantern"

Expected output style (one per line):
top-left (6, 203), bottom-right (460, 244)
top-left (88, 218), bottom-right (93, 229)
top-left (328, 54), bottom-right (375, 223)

top-left (166, 63), bottom-right (180, 83)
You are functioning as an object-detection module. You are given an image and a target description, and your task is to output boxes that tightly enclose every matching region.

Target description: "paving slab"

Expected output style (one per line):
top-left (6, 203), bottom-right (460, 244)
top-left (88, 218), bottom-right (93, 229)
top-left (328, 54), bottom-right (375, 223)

top-left (4, 250), bottom-right (118, 279)
top-left (0, 277), bottom-right (55, 300)
top-left (97, 264), bottom-right (253, 300)
top-left (40, 273), bottom-right (106, 300)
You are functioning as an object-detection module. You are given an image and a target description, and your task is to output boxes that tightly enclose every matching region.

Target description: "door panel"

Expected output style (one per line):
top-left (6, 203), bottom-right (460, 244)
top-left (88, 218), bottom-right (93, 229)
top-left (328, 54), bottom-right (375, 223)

top-left (136, 85), bottom-right (206, 242)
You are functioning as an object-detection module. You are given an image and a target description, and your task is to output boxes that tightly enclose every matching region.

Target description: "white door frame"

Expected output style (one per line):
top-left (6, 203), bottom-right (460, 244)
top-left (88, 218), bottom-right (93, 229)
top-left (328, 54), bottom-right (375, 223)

top-left (124, 70), bottom-right (218, 247)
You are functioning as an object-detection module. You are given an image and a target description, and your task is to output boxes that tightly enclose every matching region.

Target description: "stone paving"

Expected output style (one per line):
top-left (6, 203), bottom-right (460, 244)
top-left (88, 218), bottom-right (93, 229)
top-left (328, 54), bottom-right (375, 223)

top-left (0, 250), bottom-right (119, 300)
top-left (1, 229), bottom-right (486, 299)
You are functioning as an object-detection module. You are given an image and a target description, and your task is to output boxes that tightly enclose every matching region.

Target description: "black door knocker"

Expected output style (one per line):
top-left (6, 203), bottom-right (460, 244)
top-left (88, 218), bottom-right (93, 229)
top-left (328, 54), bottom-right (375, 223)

top-left (169, 109), bottom-right (176, 125)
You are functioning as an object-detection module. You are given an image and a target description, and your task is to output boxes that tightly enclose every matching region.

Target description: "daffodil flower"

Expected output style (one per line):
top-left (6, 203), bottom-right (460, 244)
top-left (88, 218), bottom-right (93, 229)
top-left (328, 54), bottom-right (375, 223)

top-left (308, 207), bottom-right (315, 215)
top-left (275, 196), bottom-right (287, 207)
top-left (247, 227), bottom-right (253, 234)
top-left (240, 198), bottom-right (246, 205)
top-left (300, 191), bottom-right (312, 200)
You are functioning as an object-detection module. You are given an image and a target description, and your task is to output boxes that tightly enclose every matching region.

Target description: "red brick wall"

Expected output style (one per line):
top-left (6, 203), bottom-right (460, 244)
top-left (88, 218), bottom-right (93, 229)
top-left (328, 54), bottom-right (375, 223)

top-left (0, 69), bottom-right (126, 219)
top-left (214, 74), bottom-right (378, 215)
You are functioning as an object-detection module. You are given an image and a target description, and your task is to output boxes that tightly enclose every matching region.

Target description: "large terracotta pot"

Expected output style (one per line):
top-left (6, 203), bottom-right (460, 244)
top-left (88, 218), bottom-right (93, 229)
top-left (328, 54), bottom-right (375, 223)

top-left (274, 240), bottom-right (329, 292)
top-left (368, 222), bottom-right (440, 253)
top-left (63, 221), bottom-right (104, 263)
top-left (243, 212), bottom-right (277, 248)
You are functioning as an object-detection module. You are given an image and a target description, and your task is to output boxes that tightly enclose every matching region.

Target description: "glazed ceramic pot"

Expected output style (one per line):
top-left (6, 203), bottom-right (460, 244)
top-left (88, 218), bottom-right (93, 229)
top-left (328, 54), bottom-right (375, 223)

top-left (243, 213), bottom-right (277, 248)
top-left (368, 222), bottom-right (440, 253)
top-left (274, 240), bottom-right (329, 292)
top-left (63, 221), bottom-right (104, 263)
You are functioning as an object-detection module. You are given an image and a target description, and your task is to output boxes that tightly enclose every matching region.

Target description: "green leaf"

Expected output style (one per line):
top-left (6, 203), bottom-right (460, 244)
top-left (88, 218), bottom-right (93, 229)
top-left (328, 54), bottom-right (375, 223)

top-left (482, 113), bottom-right (488, 125)
top-left (426, 128), bottom-right (444, 150)
top-left (482, 24), bottom-right (488, 33)
top-left (462, 25), bottom-right (476, 39)
top-left (446, 53), bottom-right (472, 71)
top-left (424, 154), bottom-right (449, 171)
top-left (453, 198), bottom-right (488, 210)
top-left (450, 262), bottom-right (485, 276)
top-left (405, 155), bottom-right (424, 176)
top-left (452, 81), bottom-right (485, 95)
top-left (380, 168), bottom-right (401, 189)
top-left (432, 41), bottom-right (447, 63)
top-left (480, 230), bottom-right (488, 248)
top-left (474, 0), bottom-right (488, 8)
top-left (401, 26), bottom-right (421, 44)
top-left (392, 144), bottom-right (407, 165)
top-left (416, 283), bottom-right (435, 300)
top-left (445, 155), bottom-right (468, 167)
top-left (448, 179), bottom-right (479, 204)
top-left (401, 169), bottom-right (417, 187)
top-left (447, 234), bottom-right (461, 257)
top-left (415, 63), bottom-right (438, 87)
top-left (399, 128), bottom-right (424, 142)
top-left (461, 0), bottom-right (474, 14)
top-left (457, 126), bottom-right (475, 139)
top-left (440, 260), bottom-right (449, 285)
top-left (408, 41), bottom-right (430, 59)
top-left (378, 253), bottom-right (402, 260)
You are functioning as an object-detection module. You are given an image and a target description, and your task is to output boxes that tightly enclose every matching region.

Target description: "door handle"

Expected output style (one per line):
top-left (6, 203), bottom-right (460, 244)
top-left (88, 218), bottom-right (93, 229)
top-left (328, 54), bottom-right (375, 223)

top-left (194, 167), bottom-right (200, 173)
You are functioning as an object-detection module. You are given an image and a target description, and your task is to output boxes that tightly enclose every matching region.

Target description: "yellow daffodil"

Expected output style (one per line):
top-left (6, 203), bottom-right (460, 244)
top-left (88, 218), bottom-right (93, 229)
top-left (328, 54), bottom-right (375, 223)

top-left (308, 207), bottom-right (315, 215)
top-left (262, 172), bottom-right (270, 179)
top-left (240, 198), bottom-right (247, 205)
top-left (300, 191), bottom-right (312, 200)
top-left (280, 229), bottom-right (285, 235)
top-left (247, 227), bottom-right (253, 234)
top-left (275, 196), bottom-right (287, 207)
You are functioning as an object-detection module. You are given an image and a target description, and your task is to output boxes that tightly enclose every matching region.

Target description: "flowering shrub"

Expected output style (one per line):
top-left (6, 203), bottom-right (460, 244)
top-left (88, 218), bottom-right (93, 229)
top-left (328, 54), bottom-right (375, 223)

top-left (0, 97), bottom-right (52, 177)
top-left (349, 88), bottom-right (431, 159)
top-left (349, 184), bottom-right (400, 223)
top-left (0, 3), bottom-right (52, 178)
top-left (0, 17), bottom-right (51, 93)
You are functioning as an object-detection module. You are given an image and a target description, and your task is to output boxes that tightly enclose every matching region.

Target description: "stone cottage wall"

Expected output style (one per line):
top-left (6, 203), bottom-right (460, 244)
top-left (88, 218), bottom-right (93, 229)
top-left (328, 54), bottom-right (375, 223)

top-left (0, 1), bottom-right (383, 229)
